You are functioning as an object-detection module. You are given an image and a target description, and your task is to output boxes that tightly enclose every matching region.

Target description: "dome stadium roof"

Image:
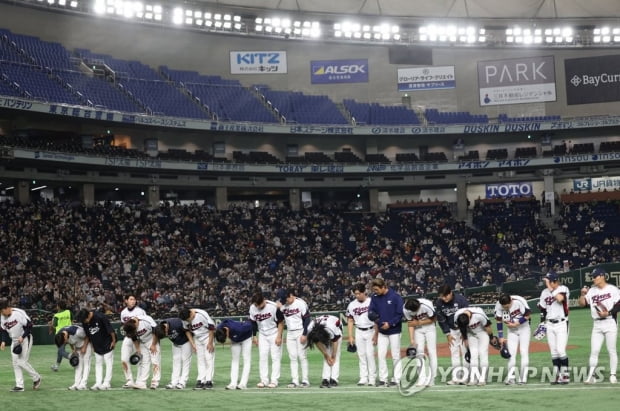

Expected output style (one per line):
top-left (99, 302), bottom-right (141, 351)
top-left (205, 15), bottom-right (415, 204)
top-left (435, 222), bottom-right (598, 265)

top-left (204, 0), bottom-right (620, 19)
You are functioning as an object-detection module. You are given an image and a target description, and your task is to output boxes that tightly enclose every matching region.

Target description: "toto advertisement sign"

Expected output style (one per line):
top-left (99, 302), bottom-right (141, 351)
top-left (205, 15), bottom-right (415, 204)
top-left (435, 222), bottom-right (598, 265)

top-left (485, 182), bottom-right (533, 199)
top-left (565, 54), bottom-right (620, 105)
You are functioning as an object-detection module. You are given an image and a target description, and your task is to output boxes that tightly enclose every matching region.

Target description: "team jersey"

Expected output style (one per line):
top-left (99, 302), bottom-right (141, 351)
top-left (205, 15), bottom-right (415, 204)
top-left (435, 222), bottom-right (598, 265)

top-left (161, 318), bottom-right (190, 346)
top-left (538, 285), bottom-right (570, 320)
top-left (184, 309), bottom-right (215, 343)
top-left (82, 311), bottom-right (115, 355)
top-left (403, 298), bottom-right (436, 327)
top-left (307, 315), bottom-right (342, 342)
top-left (346, 296), bottom-right (374, 329)
top-left (121, 305), bottom-right (146, 324)
top-left (494, 295), bottom-right (531, 324)
top-left (584, 284), bottom-right (620, 320)
top-left (249, 300), bottom-right (283, 336)
top-left (0, 307), bottom-right (33, 342)
top-left (133, 315), bottom-right (158, 343)
top-left (435, 293), bottom-right (469, 334)
top-left (281, 297), bottom-right (310, 332)
top-left (59, 325), bottom-right (87, 348)
top-left (454, 307), bottom-right (490, 335)
top-left (218, 319), bottom-right (253, 343)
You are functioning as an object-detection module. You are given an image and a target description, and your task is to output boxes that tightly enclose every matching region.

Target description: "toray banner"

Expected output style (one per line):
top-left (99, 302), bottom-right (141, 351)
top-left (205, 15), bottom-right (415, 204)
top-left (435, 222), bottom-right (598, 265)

top-left (310, 59), bottom-right (369, 84)
top-left (230, 51), bottom-right (287, 74)
top-left (565, 54), bottom-right (620, 105)
top-left (485, 182), bottom-right (533, 198)
top-left (478, 56), bottom-right (556, 106)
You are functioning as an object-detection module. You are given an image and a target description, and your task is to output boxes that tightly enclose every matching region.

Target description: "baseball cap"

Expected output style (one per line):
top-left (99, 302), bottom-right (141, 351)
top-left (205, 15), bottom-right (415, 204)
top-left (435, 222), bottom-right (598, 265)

top-left (275, 289), bottom-right (288, 304)
top-left (544, 271), bottom-right (558, 282)
top-left (591, 267), bottom-right (606, 278)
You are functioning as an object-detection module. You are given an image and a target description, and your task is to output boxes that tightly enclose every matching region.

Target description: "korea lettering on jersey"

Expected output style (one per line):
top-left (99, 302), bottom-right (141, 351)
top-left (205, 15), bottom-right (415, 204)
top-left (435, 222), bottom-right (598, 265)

top-left (308, 315), bottom-right (342, 341)
top-left (188, 309), bottom-right (215, 343)
top-left (403, 298), bottom-right (435, 327)
top-left (539, 285), bottom-right (570, 319)
top-left (494, 296), bottom-right (530, 324)
top-left (250, 301), bottom-right (280, 336)
top-left (134, 315), bottom-right (157, 343)
top-left (454, 307), bottom-right (489, 334)
top-left (346, 298), bottom-right (374, 329)
top-left (1, 308), bottom-right (31, 341)
top-left (585, 284), bottom-right (620, 319)
top-left (282, 298), bottom-right (309, 331)
top-left (121, 306), bottom-right (146, 324)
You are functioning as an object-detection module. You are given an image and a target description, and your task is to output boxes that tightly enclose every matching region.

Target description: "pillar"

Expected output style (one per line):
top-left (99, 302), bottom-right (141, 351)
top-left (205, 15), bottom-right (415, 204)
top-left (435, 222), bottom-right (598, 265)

top-left (15, 180), bottom-right (29, 205)
top-left (147, 185), bottom-right (160, 209)
top-left (456, 180), bottom-right (468, 221)
top-left (215, 187), bottom-right (228, 210)
top-left (543, 173), bottom-right (555, 216)
top-left (81, 183), bottom-right (95, 208)
top-left (369, 188), bottom-right (379, 213)
top-left (289, 188), bottom-right (300, 211)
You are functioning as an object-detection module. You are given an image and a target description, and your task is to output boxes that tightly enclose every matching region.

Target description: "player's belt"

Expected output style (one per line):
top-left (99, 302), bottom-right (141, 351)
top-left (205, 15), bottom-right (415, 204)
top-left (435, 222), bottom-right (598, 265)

top-left (547, 318), bottom-right (567, 323)
top-left (595, 317), bottom-right (611, 321)
top-left (357, 326), bottom-right (373, 331)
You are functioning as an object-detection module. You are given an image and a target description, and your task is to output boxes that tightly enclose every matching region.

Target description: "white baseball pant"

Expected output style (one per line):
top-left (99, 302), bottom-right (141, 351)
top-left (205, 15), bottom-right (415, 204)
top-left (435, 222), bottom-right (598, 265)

top-left (169, 342), bottom-right (192, 388)
top-left (93, 350), bottom-right (114, 387)
top-left (546, 320), bottom-right (569, 359)
top-left (588, 318), bottom-right (618, 378)
top-left (377, 333), bottom-right (402, 383)
top-left (467, 331), bottom-right (489, 384)
top-left (320, 338), bottom-right (342, 381)
top-left (448, 328), bottom-right (469, 381)
top-left (74, 345), bottom-right (92, 388)
top-left (505, 324), bottom-right (530, 383)
top-left (121, 336), bottom-right (137, 383)
top-left (286, 329), bottom-right (308, 385)
top-left (258, 332), bottom-right (282, 385)
top-left (355, 328), bottom-right (376, 384)
top-left (195, 336), bottom-right (215, 383)
top-left (10, 337), bottom-right (40, 388)
top-left (414, 324), bottom-right (437, 380)
top-left (135, 336), bottom-right (161, 388)
top-left (229, 338), bottom-right (252, 388)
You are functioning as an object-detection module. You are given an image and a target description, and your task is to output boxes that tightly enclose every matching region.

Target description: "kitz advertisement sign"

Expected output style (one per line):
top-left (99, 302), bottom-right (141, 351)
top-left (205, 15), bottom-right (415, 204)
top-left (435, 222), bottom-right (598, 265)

top-left (230, 51), bottom-right (287, 74)
top-left (565, 54), bottom-right (620, 105)
top-left (478, 56), bottom-right (556, 106)
top-left (310, 59), bottom-right (369, 84)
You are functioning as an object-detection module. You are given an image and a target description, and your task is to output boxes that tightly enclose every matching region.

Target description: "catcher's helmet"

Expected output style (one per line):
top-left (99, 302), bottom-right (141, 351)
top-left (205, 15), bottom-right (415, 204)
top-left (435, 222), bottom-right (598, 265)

top-left (347, 343), bottom-right (357, 353)
top-left (12, 344), bottom-right (22, 355)
top-left (500, 343), bottom-right (511, 359)
top-left (406, 346), bottom-right (417, 358)
top-left (69, 352), bottom-right (80, 367)
top-left (129, 353), bottom-right (142, 365)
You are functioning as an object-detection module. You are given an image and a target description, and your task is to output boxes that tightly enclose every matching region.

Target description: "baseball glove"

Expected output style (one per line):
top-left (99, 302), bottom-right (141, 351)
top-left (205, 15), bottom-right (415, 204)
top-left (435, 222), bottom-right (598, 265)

top-left (489, 335), bottom-right (501, 350)
top-left (533, 323), bottom-right (547, 340)
top-left (500, 343), bottom-right (511, 359)
top-left (69, 352), bottom-right (80, 367)
top-left (129, 353), bottom-right (142, 365)
top-left (406, 345), bottom-right (417, 358)
top-left (12, 344), bottom-right (22, 355)
top-left (347, 342), bottom-right (357, 353)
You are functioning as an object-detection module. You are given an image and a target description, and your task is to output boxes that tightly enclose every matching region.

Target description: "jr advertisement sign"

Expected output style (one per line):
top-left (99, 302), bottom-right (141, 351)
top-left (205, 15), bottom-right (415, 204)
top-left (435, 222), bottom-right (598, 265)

top-left (478, 56), bottom-right (556, 106)
top-left (230, 51), bottom-right (287, 74)
top-left (397, 66), bottom-right (455, 91)
top-left (565, 54), bottom-right (620, 105)
top-left (573, 176), bottom-right (620, 191)
top-left (310, 59), bottom-right (368, 84)
top-left (485, 182), bottom-right (533, 198)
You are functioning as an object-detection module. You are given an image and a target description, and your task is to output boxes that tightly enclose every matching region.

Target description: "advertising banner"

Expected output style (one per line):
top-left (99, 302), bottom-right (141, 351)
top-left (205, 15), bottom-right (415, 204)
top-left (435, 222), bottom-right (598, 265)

top-left (485, 182), bottom-right (533, 198)
top-left (565, 54), bottom-right (620, 105)
top-left (397, 66), bottom-right (455, 91)
top-left (478, 56), bottom-right (556, 106)
top-left (572, 176), bottom-right (620, 191)
top-left (230, 51), bottom-right (287, 74)
top-left (310, 59), bottom-right (368, 84)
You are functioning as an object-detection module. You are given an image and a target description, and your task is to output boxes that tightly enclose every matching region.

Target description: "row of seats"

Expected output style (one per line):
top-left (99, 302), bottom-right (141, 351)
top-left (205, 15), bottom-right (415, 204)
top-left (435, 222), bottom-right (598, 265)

top-left (498, 114), bottom-right (562, 123)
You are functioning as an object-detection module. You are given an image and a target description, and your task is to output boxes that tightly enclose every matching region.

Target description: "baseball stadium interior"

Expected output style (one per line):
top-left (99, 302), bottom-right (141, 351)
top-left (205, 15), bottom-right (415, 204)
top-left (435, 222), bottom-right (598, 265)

top-left (0, 0), bottom-right (619, 326)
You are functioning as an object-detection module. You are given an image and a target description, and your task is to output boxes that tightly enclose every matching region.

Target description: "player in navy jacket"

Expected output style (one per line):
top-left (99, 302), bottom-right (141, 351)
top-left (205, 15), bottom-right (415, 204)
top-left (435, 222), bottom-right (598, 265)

top-left (76, 308), bottom-right (116, 390)
top-left (154, 318), bottom-right (195, 389)
top-left (216, 319), bottom-right (253, 390)
top-left (368, 278), bottom-right (403, 387)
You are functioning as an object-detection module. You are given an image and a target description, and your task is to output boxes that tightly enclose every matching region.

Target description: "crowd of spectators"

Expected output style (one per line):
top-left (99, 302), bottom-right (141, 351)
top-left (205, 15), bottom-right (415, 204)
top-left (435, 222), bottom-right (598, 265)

top-left (0, 198), bottom-right (617, 324)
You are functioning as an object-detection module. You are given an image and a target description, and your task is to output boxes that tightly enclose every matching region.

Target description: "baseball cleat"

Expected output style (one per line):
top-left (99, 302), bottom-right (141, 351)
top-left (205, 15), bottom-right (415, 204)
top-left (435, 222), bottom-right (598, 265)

top-left (505, 378), bottom-right (516, 385)
top-left (165, 383), bottom-right (175, 389)
top-left (267, 382), bottom-right (277, 388)
top-left (122, 381), bottom-right (134, 389)
top-left (33, 378), bottom-right (42, 390)
top-left (226, 384), bottom-right (237, 390)
top-left (300, 381), bottom-right (310, 388)
top-left (320, 379), bottom-right (330, 388)
top-left (193, 381), bottom-right (204, 390)
top-left (175, 384), bottom-right (185, 390)
top-left (584, 376), bottom-right (597, 384)
top-left (329, 379), bottom-right (338, 387)
top-left (256, 382), bottom-right (266, 388)
top-left (236, 385), bottom-right (247, 390)
top-left (76, 385), bottom-right (87, 391)
top-left (286, 383), bottom-right (298, 388)
top-left (10, 386), bottom-right (24, 392)
top-left (51, 365), bottom-right (59, 372)
top-left (68, 385), bottom-right (78, 391)
top-left (204, 381), bottom-right (214, 389)
top-left (357, 380), bottom-right (368, 386)
top-left (90, 384), bottom-right (102, 391)
top-left (100, 383), bottom-right (111, 390)
top-left (609, 375), bottom-right (617, 384)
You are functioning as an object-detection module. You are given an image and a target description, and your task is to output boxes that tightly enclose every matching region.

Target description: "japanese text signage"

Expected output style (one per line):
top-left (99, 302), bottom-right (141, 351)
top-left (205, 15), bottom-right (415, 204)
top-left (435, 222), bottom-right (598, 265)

top-left (310, 59), bottom-right (369, 84)
top-left (565, 54), bottom-right (620, 105)
top-left (230, 51), bottom-right (287, 74)
top-left (397, 66), bottom-right (456, 91)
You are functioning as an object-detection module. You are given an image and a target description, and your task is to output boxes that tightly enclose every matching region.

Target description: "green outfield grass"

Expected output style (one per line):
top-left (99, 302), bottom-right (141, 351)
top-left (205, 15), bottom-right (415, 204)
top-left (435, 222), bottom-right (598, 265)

top-left (1, 307), bottom-right (617, 410)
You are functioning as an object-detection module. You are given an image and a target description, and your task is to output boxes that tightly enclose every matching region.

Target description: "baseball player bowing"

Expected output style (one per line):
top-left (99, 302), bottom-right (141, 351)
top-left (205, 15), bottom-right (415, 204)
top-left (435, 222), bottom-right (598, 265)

top-left (55, 325), bottom-right (92, 390)
top-left (123, 315), bottom-right (161, 389)
top-left (455, 306), bottom-right (496, 386)
top-left (494, 293), bottom-right (531, 385)
top-left (277, 288), bottom-right (311, 388)
top-left (435, 284), bottom-right (470, 385)
top-left (346, 283), bottom-right (376, 386)
top-left (0, 298), bottom-right (42, 392)
top-left (578, 267), bottom-right (620, 384)
top-left (538, 271), bottom-right (570, 384)
top-left (119, 294), bottom-right (147, 389)
top-left (403, 298), bottom-right (437, 386)
top-left (76, 308), bottom-right (116, 390)
top-left (305, 314), bottom-right (343, 388)
top-left (179, 307), bottom-right (216, 390)
top-left (249, 291), bottom-right (284, 388)
top-left (154, 318), bottom-right (196, 390)
top-left (215, 319), bottom-right (253, 390)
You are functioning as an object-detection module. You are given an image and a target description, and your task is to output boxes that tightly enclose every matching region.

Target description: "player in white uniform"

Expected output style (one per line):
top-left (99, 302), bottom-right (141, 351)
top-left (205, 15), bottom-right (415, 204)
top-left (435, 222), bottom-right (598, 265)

top-left (249, 291), bottom-right (284, 388)
top-left (305, 314), bottom-right (343, 387)
top-left (454, 306), bottom-right (494, 386)
top-left (122, 314), bottom-right (161, 389)
top-left (403, 297), bottom-right (437, 386)
top-left (494, 294), bottom-right (531, 384)
top-left (55, 325), bottom-right (92, 390)
top-left (538, 271), bottom-right (570, 384)
top-left (578, 267), bottom-right (620, 384)
top-left (346, 283), bottom-right (376, 386)
top-left (0, 299), bottom-right (42, 392)
top-left (120, 294), bottom-right (147, 388)
top-left (277, 288), bottom-right (311, 388)
top-left (179, 307), bottom-right (216, 389)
